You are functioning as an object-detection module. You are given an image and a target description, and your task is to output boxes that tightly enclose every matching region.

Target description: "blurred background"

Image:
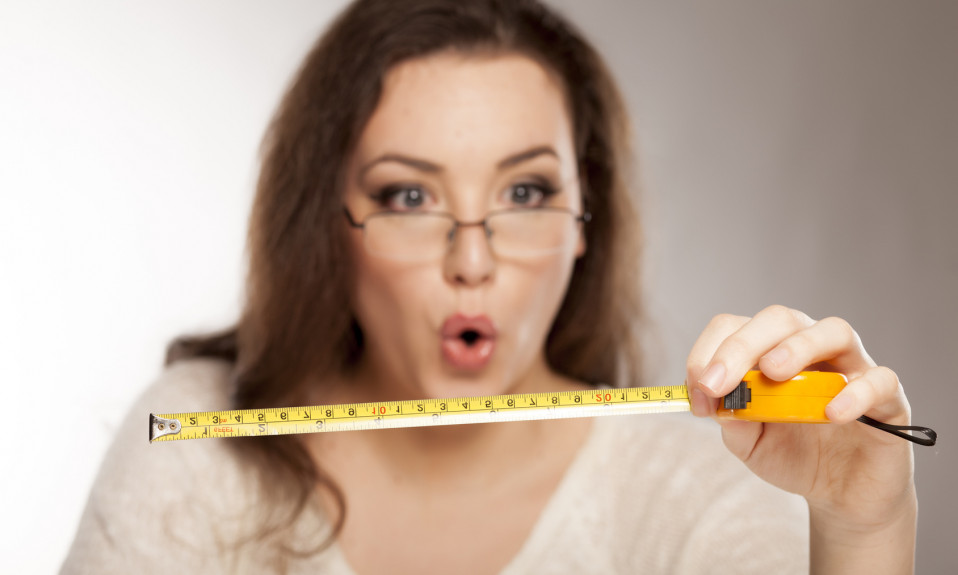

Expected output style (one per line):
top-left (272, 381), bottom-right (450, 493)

top-left (1, 0), bottom-right (954, 572)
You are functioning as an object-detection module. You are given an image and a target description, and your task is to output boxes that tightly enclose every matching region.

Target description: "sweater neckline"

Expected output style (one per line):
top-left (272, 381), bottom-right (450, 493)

top-left (499, 415), bottom-right (607, 573)
top-left (322, 415), bottom-right (608, 574)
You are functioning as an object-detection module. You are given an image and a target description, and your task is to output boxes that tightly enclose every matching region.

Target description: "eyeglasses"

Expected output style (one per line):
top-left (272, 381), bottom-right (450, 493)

top-left (344, 207), bottom-right (591, 262)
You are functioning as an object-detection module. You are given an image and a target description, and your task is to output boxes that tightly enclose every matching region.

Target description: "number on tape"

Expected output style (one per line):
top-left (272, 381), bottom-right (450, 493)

top-left (150, 386), bottom-right (691, 442)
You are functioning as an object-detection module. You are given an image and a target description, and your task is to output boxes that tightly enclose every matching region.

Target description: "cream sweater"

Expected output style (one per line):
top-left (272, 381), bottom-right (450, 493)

top-left (61, 358), bottom-right (809, 574)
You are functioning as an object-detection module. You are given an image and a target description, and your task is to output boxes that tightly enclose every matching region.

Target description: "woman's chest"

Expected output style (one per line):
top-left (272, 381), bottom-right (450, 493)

top-left (311, 426), bottom-right (590, 574)
top-left (335, 482), bottom-right (553, 575)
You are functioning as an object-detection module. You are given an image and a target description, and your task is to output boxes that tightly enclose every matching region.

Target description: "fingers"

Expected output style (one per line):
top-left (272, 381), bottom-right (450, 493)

top-left (758, 316), bottom-right (876, 382)
top-left (690, 305), bottom-right (815, 402)
top-left (687, 305), bottom-right (904, 429)
top-left (825, 365), bottom-right (909, 425)
top-left (686, 313), bottom-right (749, 416)
top-left (717, 419), bottom-right (763, 462)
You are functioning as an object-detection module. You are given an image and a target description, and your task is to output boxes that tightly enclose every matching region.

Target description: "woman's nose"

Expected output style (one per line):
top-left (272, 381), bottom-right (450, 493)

top-left (443, 223), bottom-right (495, 286)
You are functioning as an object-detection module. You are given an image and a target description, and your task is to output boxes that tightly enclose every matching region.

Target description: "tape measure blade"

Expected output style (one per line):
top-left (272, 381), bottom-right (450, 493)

top-left (149, 385), bottom-right (691, 442)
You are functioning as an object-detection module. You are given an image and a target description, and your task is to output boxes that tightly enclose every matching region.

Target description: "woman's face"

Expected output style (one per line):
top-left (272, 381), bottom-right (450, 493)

top-left (343, 51), bottom-right (585, 400)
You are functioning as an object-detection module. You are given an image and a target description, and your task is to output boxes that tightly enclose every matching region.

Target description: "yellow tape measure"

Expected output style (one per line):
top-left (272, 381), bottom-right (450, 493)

top-left (150, 384), bottom-right (690, 442)
top-left (150, 371), bottom-right (860, 443)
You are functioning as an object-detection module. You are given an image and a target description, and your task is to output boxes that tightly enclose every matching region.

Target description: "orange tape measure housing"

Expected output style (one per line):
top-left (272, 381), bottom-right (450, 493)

top-left (716, 371), bottom-right (848, 423)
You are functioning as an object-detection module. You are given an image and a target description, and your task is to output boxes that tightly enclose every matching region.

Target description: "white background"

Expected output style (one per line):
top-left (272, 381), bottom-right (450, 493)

top-left (1, 1), bottom-right (955, 572)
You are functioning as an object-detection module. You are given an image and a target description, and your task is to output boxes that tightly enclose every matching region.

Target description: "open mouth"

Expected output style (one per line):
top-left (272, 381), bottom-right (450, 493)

top-left (440, 315), bottom-right (497, 371)
top-left (460, 329), bottom-right (481, 346)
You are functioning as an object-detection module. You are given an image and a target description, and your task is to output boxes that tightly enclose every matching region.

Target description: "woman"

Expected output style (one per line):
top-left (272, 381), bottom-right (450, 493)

top-left (62, 0), bottom-right (919, 573)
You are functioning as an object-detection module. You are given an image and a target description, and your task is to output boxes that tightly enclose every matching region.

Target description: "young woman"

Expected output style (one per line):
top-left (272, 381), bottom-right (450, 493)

top-left (62, 0), bottom-right (919, 573)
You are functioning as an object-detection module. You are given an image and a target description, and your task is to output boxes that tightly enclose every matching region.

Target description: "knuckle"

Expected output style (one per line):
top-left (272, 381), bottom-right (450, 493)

top-left (686, 356), bottom-right (708, 375)
top-left (820, 316), bottom-right (858, 346)
top-left (718, 334), bottom-right (751, 360)
top-left (792, 309), bottom-right (815, 327)
top-left (858, 366), bottom-right (898, 401)
top-left (772, 338), bottom-right (801, 361)
top-left (762, 304), bottom-right (812, 327)
top-left (686, 361), bottom-right (708, 384)
top-left (761, 303), bottom-right (791, 318)
top-left (861, 373), bottom-right (881, 397)
top-left (859, 366), bottom-right (910, 421)
top-left (709, 313), bottom-right (747, 332)
top-left (872, 365), bottom-right (901, 391)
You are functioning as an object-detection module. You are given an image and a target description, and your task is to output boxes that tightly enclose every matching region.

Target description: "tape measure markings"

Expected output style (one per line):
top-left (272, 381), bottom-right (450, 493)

top-left (149, 372), bottom-right (938, 446)
top-left (150, 385), bottom-right (690, 442)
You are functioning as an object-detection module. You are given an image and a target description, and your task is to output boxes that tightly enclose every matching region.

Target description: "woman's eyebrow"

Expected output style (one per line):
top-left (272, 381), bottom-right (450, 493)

top-left (358, 154), bottom-right (441, 181)
top-left (497, 145), bottom-right (559, 169)
top-left (358, 145), bottom-right (560, 182)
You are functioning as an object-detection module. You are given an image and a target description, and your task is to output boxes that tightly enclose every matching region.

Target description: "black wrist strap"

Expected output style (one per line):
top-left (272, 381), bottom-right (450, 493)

top-left (857, 415), bottom-right (937, 447)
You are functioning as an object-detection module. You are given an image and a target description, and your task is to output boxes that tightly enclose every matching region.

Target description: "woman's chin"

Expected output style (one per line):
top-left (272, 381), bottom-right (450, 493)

top-left (418, 365), bottom-right (509, 400)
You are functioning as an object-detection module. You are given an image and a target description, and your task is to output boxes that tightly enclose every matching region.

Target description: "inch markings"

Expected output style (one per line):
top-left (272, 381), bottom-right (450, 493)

top-left (150, 385), bottom-right (690, 443)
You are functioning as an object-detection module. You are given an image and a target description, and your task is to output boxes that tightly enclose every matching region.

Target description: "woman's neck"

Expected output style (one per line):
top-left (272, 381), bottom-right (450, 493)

top-left (302, 356), bottom-right (592, 490)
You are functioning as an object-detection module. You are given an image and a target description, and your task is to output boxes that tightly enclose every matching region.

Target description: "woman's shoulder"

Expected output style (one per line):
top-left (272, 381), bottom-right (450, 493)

top-left (89, 356), bottom-right (241, 493)
top-left (61, 358), bottom-right (269, 573)
top-left (145, 355), bottom-right (236, 410)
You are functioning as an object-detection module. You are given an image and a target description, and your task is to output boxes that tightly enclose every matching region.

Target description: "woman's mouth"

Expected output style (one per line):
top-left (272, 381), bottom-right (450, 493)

top-left (440, 314), bottom-right (497, 371)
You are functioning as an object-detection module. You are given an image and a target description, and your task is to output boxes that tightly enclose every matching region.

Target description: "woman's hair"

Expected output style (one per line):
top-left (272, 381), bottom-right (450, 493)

top-left (165, 0), bottom-right (642, 559)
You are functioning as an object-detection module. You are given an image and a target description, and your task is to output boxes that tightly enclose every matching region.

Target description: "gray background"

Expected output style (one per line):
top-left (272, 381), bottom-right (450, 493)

top-left (0, 0), bottom-right (953, 572)
top-left (549, 1), bottom-right (956, 571)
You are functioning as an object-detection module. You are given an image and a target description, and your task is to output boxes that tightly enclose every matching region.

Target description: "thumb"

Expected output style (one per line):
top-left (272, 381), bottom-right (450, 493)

top-left (716, 418), bottom-right (763, 462)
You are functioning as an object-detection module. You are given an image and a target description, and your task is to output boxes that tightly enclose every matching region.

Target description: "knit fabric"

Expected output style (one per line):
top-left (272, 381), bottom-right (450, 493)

top-left (61, 358), bottom-right (808, 574)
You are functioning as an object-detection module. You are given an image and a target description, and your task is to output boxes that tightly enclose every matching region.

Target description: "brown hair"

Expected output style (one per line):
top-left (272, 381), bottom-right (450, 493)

top-left (165, 0), bottom-right (641, 559)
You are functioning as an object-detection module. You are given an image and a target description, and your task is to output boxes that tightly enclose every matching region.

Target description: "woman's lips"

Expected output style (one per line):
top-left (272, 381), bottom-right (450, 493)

top-left (440, 314), bottom-right (497, 371)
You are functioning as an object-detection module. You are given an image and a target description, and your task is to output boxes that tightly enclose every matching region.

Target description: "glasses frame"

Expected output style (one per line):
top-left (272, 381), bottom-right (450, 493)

top-left (343, 206), bottom-right (591, 259)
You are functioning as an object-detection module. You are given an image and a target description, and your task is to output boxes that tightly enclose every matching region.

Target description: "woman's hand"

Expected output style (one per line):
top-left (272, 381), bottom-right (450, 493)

top-left (686, 305), bottom-right (917, 573)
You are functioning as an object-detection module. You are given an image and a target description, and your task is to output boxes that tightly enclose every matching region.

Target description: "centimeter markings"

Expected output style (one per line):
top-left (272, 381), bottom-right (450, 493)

top-left (150, 385), bottom-right (690, 443)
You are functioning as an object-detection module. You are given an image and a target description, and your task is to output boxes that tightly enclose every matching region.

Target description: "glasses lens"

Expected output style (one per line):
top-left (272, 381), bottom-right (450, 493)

top-left (363, 212), bottom-right (452, 261)
top-left (487, 209), bottom-right (578, 257)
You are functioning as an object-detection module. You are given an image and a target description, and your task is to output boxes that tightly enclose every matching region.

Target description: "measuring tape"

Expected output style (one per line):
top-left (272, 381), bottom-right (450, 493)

top-left (150, 384), bottom-right (690, 442)
top-left (150, 370), bottom-right (872, 443)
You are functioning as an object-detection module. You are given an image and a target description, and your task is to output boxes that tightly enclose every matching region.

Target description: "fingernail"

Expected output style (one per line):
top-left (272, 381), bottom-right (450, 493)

top-left (826, 393), bottom-right (854, 421)
top-left (763, 347), bottom-right (789, 368)
top-left (698, 363), bottom-right (727, 394)
top-left (690, 388), bottom-right (711, 417)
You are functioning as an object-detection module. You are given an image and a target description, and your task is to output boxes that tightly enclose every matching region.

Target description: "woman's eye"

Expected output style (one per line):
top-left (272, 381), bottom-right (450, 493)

top-left (375, 186), bottom-right (428, 211)
top-left (507, 182), bottom-right (555, 206)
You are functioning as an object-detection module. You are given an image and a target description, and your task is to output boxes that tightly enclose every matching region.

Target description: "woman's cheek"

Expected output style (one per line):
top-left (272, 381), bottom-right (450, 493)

top-left (353, 258), bottom-right (434, 351)
top-left (501, 253), bottom-right (578, 351)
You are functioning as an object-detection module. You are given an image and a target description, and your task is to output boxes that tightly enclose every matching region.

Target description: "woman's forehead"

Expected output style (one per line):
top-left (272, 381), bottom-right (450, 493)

top-left (352, 51), bottom-right (577, 176)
